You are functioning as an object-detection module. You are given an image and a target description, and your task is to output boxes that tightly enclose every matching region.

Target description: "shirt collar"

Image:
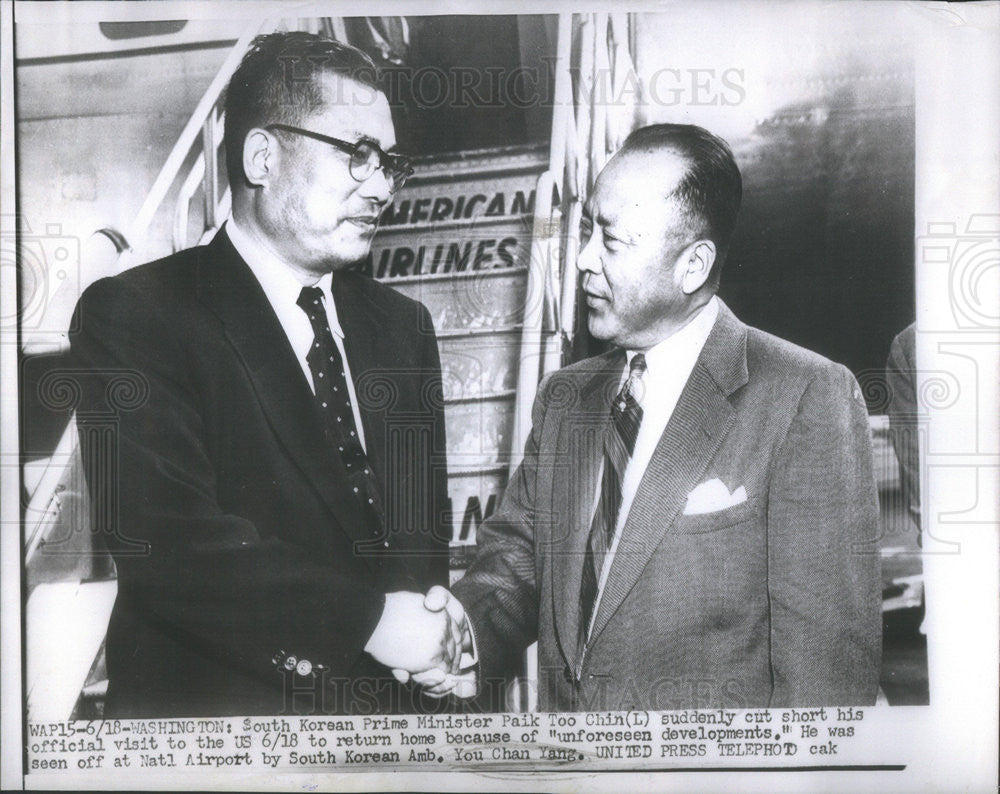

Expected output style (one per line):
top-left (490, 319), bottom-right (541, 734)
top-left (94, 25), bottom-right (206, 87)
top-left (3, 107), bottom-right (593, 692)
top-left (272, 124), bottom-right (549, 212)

top-left (226, 218), bottom-right (344, 339)
top-left (626, 295), bottom-right (719, 378)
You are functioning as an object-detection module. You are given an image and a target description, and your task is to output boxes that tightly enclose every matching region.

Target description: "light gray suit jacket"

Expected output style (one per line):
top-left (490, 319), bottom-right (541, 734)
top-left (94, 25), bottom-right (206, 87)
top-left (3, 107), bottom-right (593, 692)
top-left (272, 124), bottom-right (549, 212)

top-left (453, 301), bottom-right (881, 711)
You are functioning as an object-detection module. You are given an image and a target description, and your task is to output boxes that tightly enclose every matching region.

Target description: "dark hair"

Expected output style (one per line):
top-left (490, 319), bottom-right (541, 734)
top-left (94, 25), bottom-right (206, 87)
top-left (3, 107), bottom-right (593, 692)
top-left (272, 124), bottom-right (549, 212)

top-left (619, 123), bottom-right (742, 285)
top-left (223, 31), bottom-right (382, 187)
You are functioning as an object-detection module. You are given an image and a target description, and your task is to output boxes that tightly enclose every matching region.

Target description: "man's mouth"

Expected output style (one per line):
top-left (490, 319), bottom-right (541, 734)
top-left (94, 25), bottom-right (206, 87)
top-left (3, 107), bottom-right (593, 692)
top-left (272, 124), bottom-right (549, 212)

top-left (347, 216), bottom-right (380, 230)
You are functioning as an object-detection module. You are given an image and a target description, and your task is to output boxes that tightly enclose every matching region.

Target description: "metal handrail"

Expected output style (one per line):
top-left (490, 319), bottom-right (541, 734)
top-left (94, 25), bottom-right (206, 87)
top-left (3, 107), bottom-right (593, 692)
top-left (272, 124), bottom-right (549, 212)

top-left (23, 417), bottom-right (77, 565)
top-left (173, 98), bottom-right (228, 251)
top-left (172, 151), bottom-right (207, 252)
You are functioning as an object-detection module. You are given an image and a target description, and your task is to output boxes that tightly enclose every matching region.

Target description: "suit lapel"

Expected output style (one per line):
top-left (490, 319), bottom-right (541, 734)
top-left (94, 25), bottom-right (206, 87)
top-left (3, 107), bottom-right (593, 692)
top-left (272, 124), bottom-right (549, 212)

top-left (195, 230), bottom-right (374, 557)
top-left (550, 351), bottom-right (624, 669)
top-left (588, 303), bottom-right (750, 647)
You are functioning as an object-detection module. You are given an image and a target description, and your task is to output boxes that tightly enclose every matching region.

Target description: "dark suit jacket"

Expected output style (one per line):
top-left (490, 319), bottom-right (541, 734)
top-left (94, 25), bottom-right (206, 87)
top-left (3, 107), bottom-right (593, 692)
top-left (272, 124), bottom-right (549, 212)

top-left (70, 228), bottom-right (449, 717)
top-left (453, 301), bottom-right (881, 710)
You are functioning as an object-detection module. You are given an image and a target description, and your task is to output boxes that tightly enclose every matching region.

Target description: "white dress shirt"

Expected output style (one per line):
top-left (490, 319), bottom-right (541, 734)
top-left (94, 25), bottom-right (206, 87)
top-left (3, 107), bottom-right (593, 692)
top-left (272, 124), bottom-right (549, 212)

top-left (586, 295), bottom-right (720, 637)
top-left (226, 219), bottom-right (367, 450)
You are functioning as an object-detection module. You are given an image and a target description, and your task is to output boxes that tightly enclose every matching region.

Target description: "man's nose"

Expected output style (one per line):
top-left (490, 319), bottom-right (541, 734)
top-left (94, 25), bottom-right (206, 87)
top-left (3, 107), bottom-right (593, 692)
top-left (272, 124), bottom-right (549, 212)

top-left (576, 234), bottom-right (601, 274)
top-left (358, 167), bottom-right (393, 204)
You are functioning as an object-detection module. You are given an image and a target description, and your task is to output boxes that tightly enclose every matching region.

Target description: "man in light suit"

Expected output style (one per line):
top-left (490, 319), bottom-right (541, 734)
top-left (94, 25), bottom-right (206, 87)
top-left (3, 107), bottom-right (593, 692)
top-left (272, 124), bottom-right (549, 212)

top-left (418, 123), bottom-right (881, 710)
top-left (70, 33), bottom-right (463, 717)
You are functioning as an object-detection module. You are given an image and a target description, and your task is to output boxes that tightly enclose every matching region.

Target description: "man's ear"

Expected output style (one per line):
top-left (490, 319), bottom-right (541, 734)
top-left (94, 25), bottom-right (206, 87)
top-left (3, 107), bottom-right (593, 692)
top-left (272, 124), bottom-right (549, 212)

top-left (678, 239), bottom-right (716, 294)
top-left (243, 128), bottom-right (275, 187)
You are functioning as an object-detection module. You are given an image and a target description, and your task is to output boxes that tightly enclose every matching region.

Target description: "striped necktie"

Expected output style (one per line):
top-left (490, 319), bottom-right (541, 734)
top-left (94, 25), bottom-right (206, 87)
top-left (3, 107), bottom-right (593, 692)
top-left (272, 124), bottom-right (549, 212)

top-left (578, 352), bottom-right (646, 656)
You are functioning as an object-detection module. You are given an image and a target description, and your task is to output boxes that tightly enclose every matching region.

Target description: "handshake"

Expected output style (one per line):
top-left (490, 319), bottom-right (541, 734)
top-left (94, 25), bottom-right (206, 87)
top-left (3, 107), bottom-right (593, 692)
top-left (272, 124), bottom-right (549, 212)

top-left (364, 586), bottom-right (477, 699)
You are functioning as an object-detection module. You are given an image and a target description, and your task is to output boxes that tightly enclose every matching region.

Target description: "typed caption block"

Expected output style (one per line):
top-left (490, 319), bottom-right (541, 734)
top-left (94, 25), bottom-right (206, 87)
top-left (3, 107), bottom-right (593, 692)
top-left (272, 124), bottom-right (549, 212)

top-left (27, 707), bottom-right (878, 774)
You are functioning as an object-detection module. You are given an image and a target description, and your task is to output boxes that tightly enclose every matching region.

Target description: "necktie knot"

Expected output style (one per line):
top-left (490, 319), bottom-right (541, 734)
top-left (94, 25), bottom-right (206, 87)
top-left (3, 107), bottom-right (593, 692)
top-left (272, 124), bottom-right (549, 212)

top-left (618, 352), bottom-right (646, 410)
top-left (296, 285), bottom-right (325, 316)
top-left (628, 352), bottom-right (647, 377)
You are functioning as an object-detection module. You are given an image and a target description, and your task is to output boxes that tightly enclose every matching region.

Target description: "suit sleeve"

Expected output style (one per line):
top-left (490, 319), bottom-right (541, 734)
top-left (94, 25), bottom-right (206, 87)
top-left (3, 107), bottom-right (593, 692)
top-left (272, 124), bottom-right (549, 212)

top-left (71, 277), bottom-right (386, 684)
top-left (451, 375), bottom-right (553, 689)
top-left (766, 363), bottom-right (882, 706)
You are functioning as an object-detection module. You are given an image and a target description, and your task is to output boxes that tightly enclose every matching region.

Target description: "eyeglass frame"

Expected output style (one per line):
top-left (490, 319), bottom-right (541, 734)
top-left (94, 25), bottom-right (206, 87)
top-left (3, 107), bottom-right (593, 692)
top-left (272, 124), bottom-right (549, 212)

top-left (265, 123), bottom-right (414, 192)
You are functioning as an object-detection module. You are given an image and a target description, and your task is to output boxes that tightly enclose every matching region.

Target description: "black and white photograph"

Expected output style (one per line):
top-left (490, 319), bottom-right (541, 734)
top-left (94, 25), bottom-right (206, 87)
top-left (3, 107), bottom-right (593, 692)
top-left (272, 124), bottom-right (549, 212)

top-left (1, 1), bottom-right (997, 791)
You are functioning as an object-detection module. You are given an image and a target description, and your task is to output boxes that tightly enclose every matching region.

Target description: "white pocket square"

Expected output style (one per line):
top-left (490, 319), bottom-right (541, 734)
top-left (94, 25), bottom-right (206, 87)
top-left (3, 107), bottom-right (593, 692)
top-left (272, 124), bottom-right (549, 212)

top-left (683, 479), bottom-right (747, 515)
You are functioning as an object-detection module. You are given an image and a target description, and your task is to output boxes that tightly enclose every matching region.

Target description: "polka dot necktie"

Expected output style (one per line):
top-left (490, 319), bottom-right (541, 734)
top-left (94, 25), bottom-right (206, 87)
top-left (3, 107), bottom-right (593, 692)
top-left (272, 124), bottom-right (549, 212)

top-left (297, 286), bottom-right (385, 541)
top-left (578, 352), bottom-right (646, 659)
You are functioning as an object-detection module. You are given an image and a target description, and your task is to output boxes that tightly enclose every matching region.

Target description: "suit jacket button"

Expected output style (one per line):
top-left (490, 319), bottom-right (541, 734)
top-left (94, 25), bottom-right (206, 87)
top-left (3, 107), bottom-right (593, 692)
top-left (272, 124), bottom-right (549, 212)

top-left (296, 659), bottom-right (313, 676)
top-left (272, 650), bottom-right (286, 666)
top-left (283, 655), bottom-right (297, 671)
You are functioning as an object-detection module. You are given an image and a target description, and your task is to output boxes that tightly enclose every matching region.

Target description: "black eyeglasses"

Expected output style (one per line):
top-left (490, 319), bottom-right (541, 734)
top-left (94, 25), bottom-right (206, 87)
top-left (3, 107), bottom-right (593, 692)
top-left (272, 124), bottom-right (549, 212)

top-left (266, 123), bottom-right (414, 193)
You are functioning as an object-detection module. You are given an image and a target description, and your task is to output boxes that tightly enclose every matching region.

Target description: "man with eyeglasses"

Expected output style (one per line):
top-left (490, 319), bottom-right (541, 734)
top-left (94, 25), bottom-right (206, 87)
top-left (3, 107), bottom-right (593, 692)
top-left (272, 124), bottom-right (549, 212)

top-left (70, 32), bottom-right (459, 716)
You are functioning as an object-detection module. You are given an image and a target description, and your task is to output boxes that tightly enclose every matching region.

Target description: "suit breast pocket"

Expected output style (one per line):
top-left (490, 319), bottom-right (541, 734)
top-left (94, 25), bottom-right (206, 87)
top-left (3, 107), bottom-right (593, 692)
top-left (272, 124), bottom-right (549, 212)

top-left (671, 497), bottom-right (759, 534)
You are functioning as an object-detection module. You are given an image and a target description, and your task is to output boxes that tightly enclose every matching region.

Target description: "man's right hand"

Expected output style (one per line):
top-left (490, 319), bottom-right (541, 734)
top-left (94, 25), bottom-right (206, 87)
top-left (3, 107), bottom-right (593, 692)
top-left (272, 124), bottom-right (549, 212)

top-left (390, 586), bottom-right (477, 699)
top-left (364, 591), bottom-right (463, 674)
